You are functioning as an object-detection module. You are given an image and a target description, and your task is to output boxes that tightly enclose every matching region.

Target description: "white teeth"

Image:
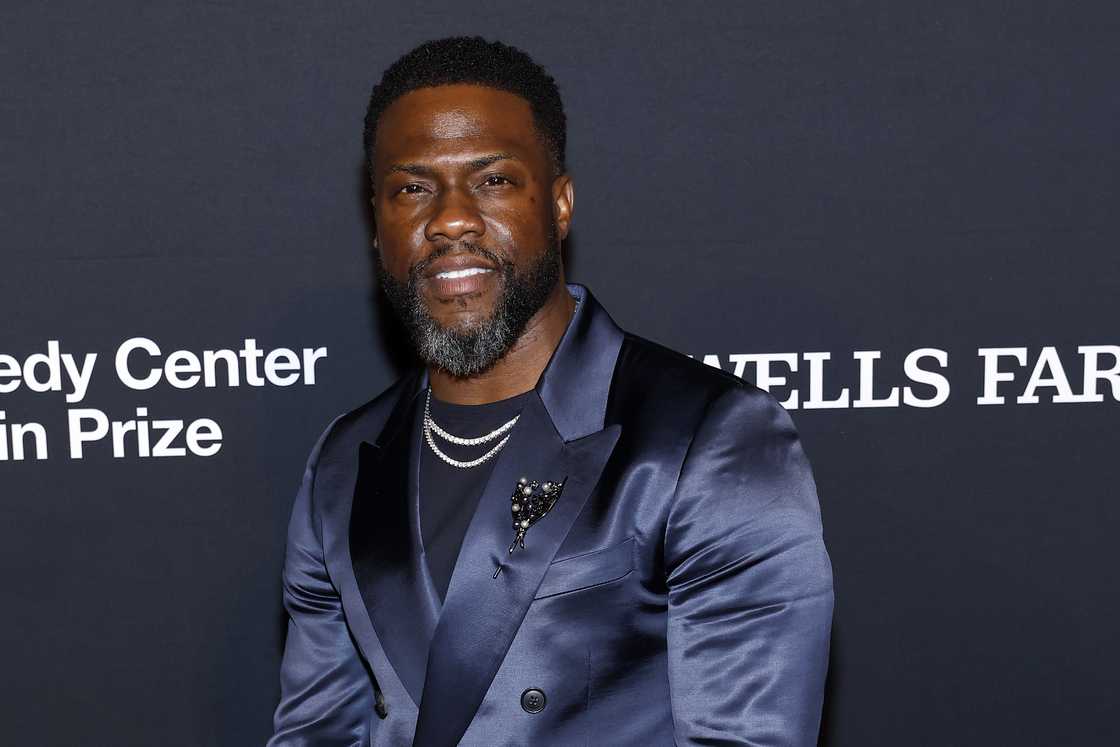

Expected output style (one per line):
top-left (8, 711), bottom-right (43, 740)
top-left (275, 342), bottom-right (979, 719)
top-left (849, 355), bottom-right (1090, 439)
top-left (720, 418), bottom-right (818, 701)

top-left (435, 267), bottom-right (492, 279)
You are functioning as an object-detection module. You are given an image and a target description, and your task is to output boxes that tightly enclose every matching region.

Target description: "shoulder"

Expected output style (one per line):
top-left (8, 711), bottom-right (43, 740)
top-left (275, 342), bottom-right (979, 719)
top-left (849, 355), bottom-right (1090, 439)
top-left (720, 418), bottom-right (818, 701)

top-left (609, 331), bottom-right (796, 444)
top-left (308, 371), bottom-right (420, 466)
top-left (619, 336), bottom-right (830, 590)
top-left (620, 336), bottom-right (824, 564)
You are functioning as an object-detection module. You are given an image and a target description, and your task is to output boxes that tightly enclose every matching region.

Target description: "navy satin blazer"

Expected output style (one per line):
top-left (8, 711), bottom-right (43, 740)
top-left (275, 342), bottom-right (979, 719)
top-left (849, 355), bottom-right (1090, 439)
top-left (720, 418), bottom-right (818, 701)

top-left (269, 284), bottom-right (834, 746)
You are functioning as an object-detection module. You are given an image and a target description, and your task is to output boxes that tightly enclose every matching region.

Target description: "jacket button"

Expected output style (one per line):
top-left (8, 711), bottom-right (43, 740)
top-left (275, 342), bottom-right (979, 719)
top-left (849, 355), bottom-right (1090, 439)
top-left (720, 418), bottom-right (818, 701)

top-left (520, 687), bottom-right (546, 714)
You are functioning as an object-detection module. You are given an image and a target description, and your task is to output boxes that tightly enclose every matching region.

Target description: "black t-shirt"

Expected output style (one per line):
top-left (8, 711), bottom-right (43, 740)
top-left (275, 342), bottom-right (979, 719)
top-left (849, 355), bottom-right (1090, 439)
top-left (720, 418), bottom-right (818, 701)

top-left (419, 389), bottom-right (533, 605)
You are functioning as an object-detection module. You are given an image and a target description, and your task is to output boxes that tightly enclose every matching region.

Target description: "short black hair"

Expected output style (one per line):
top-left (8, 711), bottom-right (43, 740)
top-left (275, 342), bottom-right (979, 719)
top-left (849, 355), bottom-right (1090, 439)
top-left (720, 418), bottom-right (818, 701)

top-left (362, 36), bottom-right (567, 181)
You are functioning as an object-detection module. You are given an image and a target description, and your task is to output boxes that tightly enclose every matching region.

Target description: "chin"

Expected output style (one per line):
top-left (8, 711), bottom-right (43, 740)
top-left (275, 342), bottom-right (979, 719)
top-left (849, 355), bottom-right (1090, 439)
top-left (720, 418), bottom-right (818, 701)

top-left (427, 297), bottom-right (496, 326)
top-left (430, 308), bottom-right (491, 334)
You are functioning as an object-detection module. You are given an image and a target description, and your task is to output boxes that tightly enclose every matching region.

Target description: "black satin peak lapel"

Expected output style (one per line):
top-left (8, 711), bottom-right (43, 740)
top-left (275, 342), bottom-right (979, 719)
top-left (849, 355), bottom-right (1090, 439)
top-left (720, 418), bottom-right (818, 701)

top-left (412, 393), bottom-right (621, 747)
top-left (350, 380), bottom-right (441, 709)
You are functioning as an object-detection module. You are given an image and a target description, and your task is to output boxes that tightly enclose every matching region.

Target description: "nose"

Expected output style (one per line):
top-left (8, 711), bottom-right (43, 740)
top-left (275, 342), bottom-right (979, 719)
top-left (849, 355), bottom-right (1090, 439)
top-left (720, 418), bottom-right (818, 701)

top-left (425, 188), bottom-right (485, 242)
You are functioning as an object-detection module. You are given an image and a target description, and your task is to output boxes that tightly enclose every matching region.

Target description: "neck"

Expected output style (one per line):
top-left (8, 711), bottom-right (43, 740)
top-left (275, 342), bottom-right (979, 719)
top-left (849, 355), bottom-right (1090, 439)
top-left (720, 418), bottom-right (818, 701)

top-left (428, 279), bottom-right (576, 405)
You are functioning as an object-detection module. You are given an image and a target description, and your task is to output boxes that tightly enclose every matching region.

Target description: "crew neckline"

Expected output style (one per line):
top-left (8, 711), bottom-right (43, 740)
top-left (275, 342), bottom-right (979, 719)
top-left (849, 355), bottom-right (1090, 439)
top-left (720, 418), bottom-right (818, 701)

top-left (428, 388), bottom-right (534, 417)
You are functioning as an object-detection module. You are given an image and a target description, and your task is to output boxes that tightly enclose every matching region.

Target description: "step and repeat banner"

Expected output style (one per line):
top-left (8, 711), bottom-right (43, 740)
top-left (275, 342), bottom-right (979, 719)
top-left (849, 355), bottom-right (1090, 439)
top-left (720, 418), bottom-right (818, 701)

top-left (3, 2), bottom-right (1116, 745)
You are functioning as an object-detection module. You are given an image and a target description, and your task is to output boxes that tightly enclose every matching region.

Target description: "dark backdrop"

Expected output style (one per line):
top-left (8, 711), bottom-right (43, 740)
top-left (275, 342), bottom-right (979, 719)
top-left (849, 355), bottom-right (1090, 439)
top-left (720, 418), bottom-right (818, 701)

top-left (3, 2), bottom-right (1117, 745)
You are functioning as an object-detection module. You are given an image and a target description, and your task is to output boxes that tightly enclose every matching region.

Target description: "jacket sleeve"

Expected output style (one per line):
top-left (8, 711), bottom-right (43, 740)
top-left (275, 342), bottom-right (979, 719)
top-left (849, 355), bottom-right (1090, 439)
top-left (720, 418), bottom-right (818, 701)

top-left (665, 384), bottom-right (834, 747)
top-left (268, 417), bottom-right (375, 747)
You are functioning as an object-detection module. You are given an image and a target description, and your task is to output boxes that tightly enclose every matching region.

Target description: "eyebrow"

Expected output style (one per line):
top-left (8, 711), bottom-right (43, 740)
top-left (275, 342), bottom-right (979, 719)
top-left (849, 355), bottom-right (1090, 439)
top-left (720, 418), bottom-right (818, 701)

top-left (388, 152), bottom-right (520, 177)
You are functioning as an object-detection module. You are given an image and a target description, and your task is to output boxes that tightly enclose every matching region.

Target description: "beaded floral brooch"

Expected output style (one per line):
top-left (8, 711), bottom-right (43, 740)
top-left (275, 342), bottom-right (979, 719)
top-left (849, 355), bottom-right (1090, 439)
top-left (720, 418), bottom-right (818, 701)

top-left (491, 476), bottom-right (568, 578)
top-left (508, 476), bottom-right (566, 554)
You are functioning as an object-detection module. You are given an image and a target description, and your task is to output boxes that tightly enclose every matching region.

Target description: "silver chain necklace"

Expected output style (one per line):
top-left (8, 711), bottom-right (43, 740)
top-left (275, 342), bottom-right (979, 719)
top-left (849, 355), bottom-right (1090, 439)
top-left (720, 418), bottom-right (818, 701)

top-left (423, 387), bottom-right (520, 469)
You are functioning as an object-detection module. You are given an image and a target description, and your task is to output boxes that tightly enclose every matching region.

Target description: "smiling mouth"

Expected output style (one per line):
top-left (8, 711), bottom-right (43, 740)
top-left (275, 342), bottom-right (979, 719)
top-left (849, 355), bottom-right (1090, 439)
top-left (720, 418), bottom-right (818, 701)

top-left (433, 267), bottom-right (494, 280)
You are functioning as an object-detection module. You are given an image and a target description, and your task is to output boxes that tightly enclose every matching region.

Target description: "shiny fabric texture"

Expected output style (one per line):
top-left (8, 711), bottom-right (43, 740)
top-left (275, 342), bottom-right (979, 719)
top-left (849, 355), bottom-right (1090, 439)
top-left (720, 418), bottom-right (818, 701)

top-left (269, 284), bottom-right (834, 746)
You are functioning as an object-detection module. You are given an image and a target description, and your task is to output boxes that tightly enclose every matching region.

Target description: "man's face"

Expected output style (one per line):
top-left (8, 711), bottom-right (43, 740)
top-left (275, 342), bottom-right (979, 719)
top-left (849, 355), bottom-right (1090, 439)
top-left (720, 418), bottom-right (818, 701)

top-left (370, 83), bottom-right (573, 377)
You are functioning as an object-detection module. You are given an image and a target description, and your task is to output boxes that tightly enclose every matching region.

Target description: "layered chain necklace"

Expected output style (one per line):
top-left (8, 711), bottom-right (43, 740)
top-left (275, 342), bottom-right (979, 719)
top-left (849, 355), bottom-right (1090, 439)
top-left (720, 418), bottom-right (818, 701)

top-left (422, 387), bottom-right (520, 469)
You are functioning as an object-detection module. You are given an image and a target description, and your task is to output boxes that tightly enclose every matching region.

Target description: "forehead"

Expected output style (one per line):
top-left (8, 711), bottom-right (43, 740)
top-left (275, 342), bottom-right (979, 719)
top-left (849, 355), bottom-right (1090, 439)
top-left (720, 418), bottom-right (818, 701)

top-left (374, 84), bottom-right (546, 169)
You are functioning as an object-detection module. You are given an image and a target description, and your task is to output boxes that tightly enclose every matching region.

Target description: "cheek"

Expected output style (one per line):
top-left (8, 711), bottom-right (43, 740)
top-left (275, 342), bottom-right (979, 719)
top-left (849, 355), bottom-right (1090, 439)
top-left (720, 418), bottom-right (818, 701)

top-left (487, 194), bottom-right (554, 250)
top-left (377, 216), bottom-right (430, 275)
top-left (483, 214), bottom-right (516, 249)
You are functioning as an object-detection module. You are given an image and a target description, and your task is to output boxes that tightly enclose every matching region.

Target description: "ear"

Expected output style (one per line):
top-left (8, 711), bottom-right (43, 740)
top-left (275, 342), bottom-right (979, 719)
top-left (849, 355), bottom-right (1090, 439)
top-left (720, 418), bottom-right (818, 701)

top-left (551, 174), bottom-right (574, 240)
top-left (369, 191), bottom-right (379, 249)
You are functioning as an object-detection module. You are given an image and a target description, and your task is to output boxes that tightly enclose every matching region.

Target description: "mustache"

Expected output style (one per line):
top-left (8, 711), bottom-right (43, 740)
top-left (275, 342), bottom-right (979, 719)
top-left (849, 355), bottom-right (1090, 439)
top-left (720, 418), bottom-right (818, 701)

top-left (410, 242), bottom-right (508, 280)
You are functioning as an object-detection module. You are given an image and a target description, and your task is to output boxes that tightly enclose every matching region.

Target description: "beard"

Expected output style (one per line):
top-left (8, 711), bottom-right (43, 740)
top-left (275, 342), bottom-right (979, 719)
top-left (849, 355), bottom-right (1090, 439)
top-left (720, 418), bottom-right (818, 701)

top-left (376, 228), bottom-right (562, 379)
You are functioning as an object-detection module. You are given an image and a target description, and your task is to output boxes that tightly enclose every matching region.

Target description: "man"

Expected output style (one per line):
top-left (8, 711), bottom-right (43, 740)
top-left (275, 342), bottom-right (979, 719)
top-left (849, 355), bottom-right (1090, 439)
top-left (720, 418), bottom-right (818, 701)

top-left (270, 36), bottom-right (833, 747)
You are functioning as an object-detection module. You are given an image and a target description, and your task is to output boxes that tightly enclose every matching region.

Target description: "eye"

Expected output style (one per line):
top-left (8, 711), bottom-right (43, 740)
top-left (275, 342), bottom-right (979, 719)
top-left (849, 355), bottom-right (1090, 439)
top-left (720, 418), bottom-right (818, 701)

top-left (482, 174), bottom-right (513, 187)
top-left (397, 183), bottom-right (428, 195)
